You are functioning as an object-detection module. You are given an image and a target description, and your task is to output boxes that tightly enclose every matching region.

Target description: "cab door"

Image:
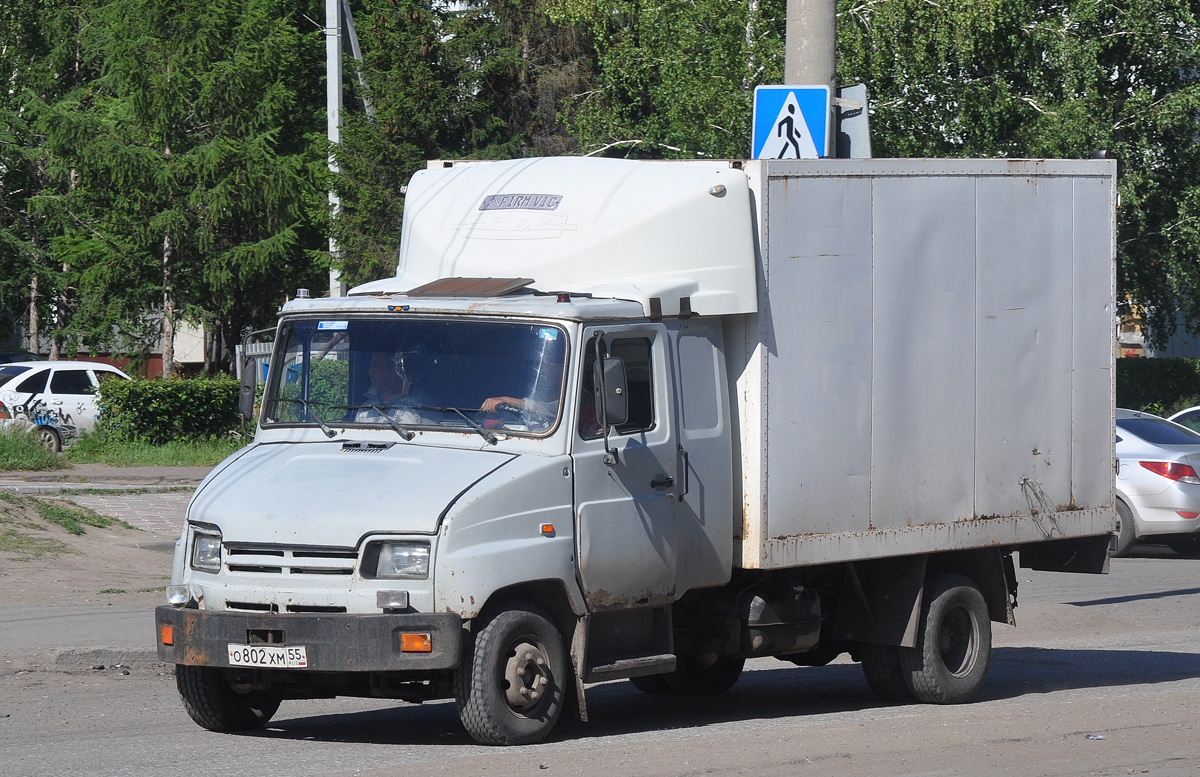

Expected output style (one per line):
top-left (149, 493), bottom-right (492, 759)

top-left (573, 326), bottom-right (679, 611)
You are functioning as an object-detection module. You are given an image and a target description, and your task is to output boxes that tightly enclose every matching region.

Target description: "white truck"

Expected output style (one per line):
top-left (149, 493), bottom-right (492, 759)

top-left (157, 156), bottom-right (1117, 745)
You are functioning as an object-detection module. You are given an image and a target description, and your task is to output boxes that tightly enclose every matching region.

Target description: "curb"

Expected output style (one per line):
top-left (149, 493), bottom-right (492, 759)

top-left (0, 482), bottom-right (195, 495)
top-left (50, 647), bottom-right (167, 670)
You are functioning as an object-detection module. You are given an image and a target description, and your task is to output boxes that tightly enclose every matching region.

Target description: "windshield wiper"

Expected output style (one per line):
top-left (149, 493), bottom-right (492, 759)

top-left (342, 404), bottom-right (417, 440)
top-left (446, 407), bottom-right (498, 445)
top-left (368, 406), bottom-right (416, 441)
top-left (274, 398), bottom-right (338, 438)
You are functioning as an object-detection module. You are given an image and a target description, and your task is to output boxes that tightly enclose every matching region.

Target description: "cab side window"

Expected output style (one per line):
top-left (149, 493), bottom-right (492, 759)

top-left (580, 337), bottom-right (654, 438)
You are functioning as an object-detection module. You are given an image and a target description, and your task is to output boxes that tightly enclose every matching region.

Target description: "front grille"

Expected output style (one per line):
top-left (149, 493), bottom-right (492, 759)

top-left (223, 601), bottom-right (349, 613)
top-left (225, 544), bottom-right (358, 576)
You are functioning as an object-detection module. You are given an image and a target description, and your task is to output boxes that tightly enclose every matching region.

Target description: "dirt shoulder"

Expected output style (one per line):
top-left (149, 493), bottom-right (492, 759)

top-left (0, 492), bottom-right (175, 608)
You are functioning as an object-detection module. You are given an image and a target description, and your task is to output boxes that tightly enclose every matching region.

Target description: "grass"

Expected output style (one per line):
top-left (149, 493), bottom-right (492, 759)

top-left (0, 427), bottom-right (67, 471)
top-left (1, 426), bottom-right (246, 471)
top-left (0, 526), bottom-right (68, 558)
top-left (0, 490), bottom-right (133, 562)
top-left (28, 497), bottom-right (131, 535)
top-left (67, 434), bottom-right (247, 467)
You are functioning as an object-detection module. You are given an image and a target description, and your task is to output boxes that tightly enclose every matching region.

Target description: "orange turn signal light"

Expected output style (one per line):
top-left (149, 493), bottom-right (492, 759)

top-left (400, 632), bottom-right (432, 653)
top-left (541, 523), bottom-right (555, 537)
top-left (161, 625), bottom-right (175, 646)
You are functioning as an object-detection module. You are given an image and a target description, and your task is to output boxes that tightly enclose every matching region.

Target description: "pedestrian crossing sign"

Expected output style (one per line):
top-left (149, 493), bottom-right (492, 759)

top-left (752, 85), bottom-right (831, 159)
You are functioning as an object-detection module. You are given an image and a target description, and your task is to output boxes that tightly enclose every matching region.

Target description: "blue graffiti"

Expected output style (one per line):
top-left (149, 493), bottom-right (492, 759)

top-left (13, 396), bottom-right (79, 441)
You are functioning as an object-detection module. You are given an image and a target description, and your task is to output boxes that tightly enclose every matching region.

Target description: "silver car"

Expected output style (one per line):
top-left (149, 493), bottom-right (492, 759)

top-left (1114, 408), bottom-right (1200, 556)
top-left (0, 361), bottom-right (130, 451)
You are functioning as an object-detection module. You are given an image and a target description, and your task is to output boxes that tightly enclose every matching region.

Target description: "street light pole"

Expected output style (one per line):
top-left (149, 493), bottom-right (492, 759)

top-left (326, 0), bottom-right (346, 298)
top-left (784, 0), bottom-right (836, 156)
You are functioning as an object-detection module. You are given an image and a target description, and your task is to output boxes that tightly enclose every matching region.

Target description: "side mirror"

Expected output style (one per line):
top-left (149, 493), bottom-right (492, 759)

top-left (239, 357), bottom-right (257, 421)
top-left (595, 357), bottom-right (628, 427)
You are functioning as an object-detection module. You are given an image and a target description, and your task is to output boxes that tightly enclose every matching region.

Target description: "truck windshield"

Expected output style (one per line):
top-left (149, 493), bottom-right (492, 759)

top-left (262, 317), bottom-right (568, 437)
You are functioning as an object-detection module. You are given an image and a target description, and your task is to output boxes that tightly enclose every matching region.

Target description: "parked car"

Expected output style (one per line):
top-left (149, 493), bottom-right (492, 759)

top-left (0, 351), bottom-right (43, 364)
top-left (1114, 408), bottom-right (1200, 556)
top-left (1168, 405), bottom-right (1200, 434)
top-left (0, 361), bottom-right (130, 452)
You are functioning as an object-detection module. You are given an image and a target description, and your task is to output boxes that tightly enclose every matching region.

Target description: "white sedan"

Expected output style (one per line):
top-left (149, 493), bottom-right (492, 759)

top-left (0, 361), bottom-right (131, 452)
top-left (1114, 408), bottom-right (1200, 556)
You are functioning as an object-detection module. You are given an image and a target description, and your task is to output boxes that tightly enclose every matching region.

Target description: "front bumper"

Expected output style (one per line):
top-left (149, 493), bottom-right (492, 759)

top-left (155, 606), bottom-right (463, 672)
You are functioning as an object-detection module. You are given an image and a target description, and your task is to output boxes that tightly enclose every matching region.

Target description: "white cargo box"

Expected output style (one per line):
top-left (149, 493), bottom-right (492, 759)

top-left (731, 158), bottom-right (1117, 569)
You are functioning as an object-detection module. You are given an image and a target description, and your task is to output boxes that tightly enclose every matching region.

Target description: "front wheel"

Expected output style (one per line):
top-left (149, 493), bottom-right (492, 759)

top-left (899, 573), bottom-right (992, 704)
top-left (455, 605), bottom-right (568, 746)
top-left (175, 665), bottom-right (282, 731)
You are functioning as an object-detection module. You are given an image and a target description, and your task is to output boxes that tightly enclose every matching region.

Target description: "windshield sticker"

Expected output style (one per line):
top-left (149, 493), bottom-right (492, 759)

top-left (538, 328), bottom-right (559, 341)
top-left (317, 321), bottom-right (349, 331)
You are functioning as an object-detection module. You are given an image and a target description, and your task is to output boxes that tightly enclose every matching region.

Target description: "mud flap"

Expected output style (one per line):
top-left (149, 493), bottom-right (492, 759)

top-left (1018, 534), bottom-right (1111, 574)
top-left (831, 555), bottom-right (927, 648)
top-left (570, 614), bottom-right (589, 722)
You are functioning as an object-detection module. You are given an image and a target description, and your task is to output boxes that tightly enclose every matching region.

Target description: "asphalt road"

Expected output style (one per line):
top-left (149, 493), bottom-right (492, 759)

top-left (1, 487), bottom-right (1198, 777)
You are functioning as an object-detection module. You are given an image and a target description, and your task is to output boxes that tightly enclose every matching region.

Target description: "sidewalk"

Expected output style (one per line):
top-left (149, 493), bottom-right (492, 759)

top-left (0, 463), bottom-right (213, 492)
top-left (1, 465), bottom-right (213, 669)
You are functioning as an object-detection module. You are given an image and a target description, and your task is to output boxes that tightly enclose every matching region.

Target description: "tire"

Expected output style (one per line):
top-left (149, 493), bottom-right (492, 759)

top-left (859, 642), bottom-right (915, 703)
top-left (629, 673), bottom-right (674, 695)
top-left (898, 573), bottom-right (991, 704)
top-left (1111, 499), bottom-right (1137, 558)
top-left (175, 665), bottom-right (282, 732)
top-left (455, 605), bottom-right (569, 746)
top-left (659, 655), bottom-right (745, 696)
top-left (37, 425), bottom-right (62, 453)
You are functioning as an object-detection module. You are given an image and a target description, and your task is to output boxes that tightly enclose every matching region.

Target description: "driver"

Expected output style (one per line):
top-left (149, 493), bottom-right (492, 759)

top-left (481, 346), bottom-right (565, 428)
top-left (357, 348), bottom-right (433, 423)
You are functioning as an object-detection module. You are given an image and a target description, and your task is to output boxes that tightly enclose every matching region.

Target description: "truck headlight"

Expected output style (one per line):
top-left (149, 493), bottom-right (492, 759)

top-left (190, 529), bottom-right (223, 573)
top-left (372, 541), bottom-right (430, 579)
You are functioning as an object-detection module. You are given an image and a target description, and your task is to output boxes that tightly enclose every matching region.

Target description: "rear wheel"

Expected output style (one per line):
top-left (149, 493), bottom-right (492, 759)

top-left (661, 655), bottom-right (745, 695)
top-left (455, 605), bottom-right (568, 745)
top-left (36, 425), bottom-right (62, 453)
top-left (629, 673), bottom-right (674, 695)
top-left (860, 642), bottom-right (914, 703)
top-left (898, 573), bottom-right (991, 704)
top-left (1111, 500), bottom-right (1137, 558)
top-left (175, 665), bottom-right (282, 731)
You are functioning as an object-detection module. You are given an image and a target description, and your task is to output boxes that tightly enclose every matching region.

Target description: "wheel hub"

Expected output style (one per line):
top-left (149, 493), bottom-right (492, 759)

top-left (503, 640), bottom-right (550, 711)
top-left (939, 605), bottom-right (978, 677)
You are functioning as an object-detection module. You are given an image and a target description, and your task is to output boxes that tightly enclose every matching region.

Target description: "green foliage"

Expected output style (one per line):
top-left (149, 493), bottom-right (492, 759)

top-left (4, 0), bottom-right (328, 362)
top-left (94, 377), bottom-right (240, 444)
top-left (274, 359), bottom-right (350, 422)
top-left (67, 436), bottom-right (246, 466)
top-left (0, 427), bottom-right (67, 471)
top-left (5, 0), bottom-right (1200, 354)
top-left (562, 0), bottom-right (785, 158)
top-left (1115, 357), bottom-right (1200, 413)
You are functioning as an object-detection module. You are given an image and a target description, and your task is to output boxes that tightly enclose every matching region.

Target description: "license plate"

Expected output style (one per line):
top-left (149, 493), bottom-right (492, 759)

top-left (227, 644), bottom-right (308, 669)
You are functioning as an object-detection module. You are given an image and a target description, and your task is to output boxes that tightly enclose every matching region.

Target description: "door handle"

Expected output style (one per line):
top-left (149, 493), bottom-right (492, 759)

top-left (650, 475), bottom-right (675, 489)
